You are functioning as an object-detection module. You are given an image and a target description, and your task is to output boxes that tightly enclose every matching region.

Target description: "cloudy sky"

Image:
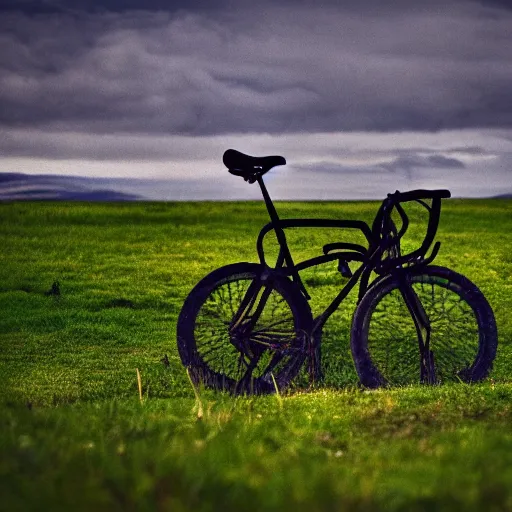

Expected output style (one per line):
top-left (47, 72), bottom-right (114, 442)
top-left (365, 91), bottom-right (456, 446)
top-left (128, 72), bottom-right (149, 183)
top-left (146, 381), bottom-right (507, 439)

top-left (1, 0), bottom-right (512, 199)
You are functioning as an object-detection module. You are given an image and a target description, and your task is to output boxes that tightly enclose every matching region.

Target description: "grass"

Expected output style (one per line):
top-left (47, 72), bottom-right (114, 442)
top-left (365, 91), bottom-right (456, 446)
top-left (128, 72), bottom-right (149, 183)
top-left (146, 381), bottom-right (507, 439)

top-left (0, 198), bottom-right (511, 510)
top-left (3, 386), bottom-right (512, 510)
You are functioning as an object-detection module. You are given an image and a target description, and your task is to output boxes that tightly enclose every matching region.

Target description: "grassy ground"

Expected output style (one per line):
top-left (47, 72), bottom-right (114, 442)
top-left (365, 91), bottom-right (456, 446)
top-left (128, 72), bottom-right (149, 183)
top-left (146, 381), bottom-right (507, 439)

top-left (1, 199), bottom-right (511, 510)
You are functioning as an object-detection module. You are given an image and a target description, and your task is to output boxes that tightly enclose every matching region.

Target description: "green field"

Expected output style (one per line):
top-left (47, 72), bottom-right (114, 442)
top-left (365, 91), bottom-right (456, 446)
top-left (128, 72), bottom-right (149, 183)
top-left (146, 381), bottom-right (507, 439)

top-left (1, 199), bottom-right (511, 510)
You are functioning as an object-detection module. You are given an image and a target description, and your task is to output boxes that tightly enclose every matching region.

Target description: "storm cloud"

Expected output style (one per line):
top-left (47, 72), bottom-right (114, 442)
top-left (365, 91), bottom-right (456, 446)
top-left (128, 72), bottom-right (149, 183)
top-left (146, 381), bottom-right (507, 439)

top-left (0, 0), bottom-right (511, 199)
top-left (1, 0), bottom-right (512, 137)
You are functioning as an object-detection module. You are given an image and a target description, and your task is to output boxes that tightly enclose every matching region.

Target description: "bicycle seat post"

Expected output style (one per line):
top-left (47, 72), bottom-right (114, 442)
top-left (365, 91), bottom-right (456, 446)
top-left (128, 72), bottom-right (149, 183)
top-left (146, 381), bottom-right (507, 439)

top-left (256, 175), bottom-right (292, 268)
top-left (256, 175), bottom-right (280, 224)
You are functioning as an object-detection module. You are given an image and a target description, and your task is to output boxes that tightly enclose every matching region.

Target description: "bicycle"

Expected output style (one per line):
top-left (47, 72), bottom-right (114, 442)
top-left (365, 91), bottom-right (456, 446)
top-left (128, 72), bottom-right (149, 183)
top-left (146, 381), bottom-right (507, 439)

top-left (177, 149), bottom-right (498, 394)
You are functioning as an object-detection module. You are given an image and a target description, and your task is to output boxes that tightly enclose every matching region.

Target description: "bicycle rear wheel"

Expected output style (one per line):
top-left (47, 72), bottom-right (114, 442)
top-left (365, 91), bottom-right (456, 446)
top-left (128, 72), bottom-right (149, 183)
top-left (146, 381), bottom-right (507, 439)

top-left (177, 262), bottom-right (313, 394)
top-left (351, 265), bottom-right (497, 388)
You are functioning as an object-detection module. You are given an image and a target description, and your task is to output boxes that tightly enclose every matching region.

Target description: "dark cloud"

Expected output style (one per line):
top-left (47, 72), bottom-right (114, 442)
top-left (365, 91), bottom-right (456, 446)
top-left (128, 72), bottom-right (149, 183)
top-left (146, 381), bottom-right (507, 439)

top-left (0, 0), bottom-right (511, 161)
top-left (4, 0), bottom-right (509, 15)
top-left (0, 0), bottom-right (223, 14)
top-left (380, 155), bottom-right (466, 180)
top-left (446, 146), bottom-right (487, 155)
top-left (477, 0), bottom-right (512, 11)
top-left (294, 153), bottom-right (465, 178)
top-left (426, 155), bottom-right (465, 168)
top-left (288, 151), bottom-right (469, 186)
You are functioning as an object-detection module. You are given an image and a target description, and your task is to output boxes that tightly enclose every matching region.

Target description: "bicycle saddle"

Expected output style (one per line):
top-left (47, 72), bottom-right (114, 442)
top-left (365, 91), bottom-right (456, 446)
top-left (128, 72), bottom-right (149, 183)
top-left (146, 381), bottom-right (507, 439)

top-left (223, 149), bottom-right (286, 182)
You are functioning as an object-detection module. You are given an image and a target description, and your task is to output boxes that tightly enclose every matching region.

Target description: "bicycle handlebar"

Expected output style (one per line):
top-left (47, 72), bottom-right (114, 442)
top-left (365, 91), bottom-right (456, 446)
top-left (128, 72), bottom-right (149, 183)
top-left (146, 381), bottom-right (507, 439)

top-left (371, 188), bottom-right (451, 272)
top-left (387, 189), bottom-right (451, 202)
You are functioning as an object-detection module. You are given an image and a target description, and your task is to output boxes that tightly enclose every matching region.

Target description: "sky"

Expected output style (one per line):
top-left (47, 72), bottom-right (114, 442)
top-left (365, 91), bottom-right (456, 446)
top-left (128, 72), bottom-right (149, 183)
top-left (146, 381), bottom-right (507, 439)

top-left (0, 0), bottom-right (512, 200)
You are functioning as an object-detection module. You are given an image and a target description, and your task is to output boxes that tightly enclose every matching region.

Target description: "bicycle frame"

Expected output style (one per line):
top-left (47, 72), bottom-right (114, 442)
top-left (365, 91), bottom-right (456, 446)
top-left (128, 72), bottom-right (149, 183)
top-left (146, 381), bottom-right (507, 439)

top-left (253, 175), bottom-right (447, 333)
top-left (229, 173), bottom-right (450, 382)
top-left (257, 217), bottom-right (370, 334)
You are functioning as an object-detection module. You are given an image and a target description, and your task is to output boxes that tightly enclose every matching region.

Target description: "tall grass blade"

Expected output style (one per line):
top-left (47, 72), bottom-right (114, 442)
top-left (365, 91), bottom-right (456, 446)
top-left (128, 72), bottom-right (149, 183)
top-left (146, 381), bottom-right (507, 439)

top-left (186, 368), bottom-right (204, 420)
top-left (136, 368), bottom-right (143, 402)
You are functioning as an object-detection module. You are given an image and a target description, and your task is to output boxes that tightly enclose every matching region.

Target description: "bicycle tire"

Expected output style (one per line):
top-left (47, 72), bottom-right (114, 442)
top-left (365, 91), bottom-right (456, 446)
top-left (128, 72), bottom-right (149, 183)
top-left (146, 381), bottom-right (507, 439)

top-left (177, 262), bottom-right (313, 394)
top-left (351, 265), bottom-right (498, 388)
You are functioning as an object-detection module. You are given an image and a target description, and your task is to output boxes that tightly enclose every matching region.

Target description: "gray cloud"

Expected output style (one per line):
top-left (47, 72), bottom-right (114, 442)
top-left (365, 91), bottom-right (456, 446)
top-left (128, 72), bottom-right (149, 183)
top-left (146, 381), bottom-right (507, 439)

top-left (382, 154), bottom-right (466, 173)
top-left (2, 131), bottom-right (511, 199)
top-left (378, 154), bottom-right (465, 181)
top-left (0, 0), bottom-right (512, 145)
top-left (425, 155), bottom-right (465, 169)
top-left (292, 153), bottom-right (466, 181)
top-left (293, 162), bottom-right (384, 175)
top-left (0, 127), bottom-right (490, 165)
top-left (1, 0), bottom-right (512, 201)
top-left (3, 0), bottom-right (511, 14)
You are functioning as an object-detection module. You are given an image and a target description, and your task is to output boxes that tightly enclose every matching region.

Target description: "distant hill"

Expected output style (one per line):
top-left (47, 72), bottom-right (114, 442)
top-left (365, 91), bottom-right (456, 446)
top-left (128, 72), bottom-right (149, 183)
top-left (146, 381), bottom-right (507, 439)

top-left (0, 173), bottom-right (141, 201)
top-left (2, 172), bottom-right (511, 202)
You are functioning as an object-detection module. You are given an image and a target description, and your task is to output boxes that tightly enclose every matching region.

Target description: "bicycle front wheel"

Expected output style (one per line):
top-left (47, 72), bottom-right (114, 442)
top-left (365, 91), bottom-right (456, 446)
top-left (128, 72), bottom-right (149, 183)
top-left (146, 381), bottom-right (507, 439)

top-left (351, 265), bottom-right (497, 388)
top-left (177, 262), bottom-right (313, 394)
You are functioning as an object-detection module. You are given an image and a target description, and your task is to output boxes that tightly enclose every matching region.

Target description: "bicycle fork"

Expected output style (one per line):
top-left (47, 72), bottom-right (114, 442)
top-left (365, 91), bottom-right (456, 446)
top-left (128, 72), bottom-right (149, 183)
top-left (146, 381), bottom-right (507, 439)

top-left (398, 275), bottom-right (437, 385)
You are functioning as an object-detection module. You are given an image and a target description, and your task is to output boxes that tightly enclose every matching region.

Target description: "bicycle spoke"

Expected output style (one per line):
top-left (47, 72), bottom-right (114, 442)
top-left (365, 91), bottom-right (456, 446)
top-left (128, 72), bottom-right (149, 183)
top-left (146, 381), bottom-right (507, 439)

top-left (364, 274), bottom-right (484, 386)
top-left (190, 272), bottom-right (304, 387)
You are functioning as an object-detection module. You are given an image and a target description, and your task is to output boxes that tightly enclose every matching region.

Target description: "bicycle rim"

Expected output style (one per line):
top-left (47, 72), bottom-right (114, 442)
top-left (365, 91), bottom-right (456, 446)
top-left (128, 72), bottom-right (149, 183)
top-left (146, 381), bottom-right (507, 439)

top-left (178, 264), bottom-right (312, 394)
top-left (352, 267), bottom-right (496, 387)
